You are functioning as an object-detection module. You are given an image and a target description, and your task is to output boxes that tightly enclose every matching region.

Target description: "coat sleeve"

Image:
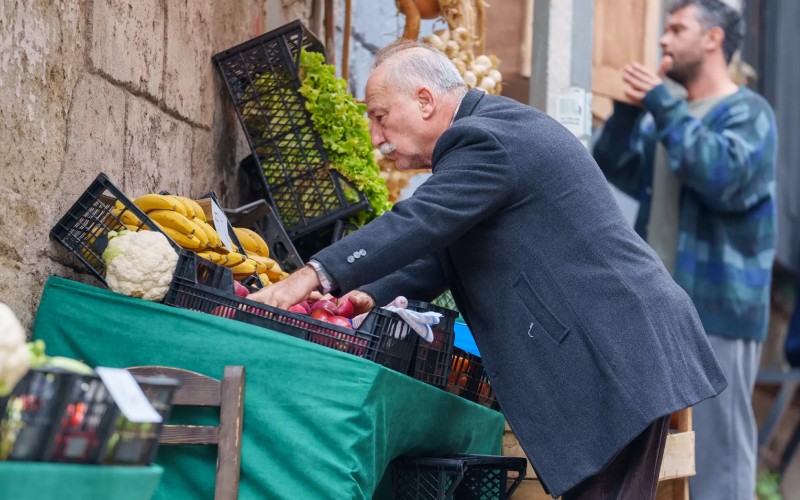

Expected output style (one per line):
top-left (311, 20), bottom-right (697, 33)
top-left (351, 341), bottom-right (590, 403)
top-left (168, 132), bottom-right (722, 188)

top-left (642, 84), bottom-right (777, 213)
top-left (592, 101), bottom-right (649, 197)
top-left (358, 255), bottom-right (448, 307)
top-left (312, 124), bottom-right (515, 294)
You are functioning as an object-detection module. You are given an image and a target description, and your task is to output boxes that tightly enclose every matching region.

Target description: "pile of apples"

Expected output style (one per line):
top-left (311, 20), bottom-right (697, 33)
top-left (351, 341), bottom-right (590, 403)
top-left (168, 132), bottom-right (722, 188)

top-left (287, 297), bottom-right (355, 329)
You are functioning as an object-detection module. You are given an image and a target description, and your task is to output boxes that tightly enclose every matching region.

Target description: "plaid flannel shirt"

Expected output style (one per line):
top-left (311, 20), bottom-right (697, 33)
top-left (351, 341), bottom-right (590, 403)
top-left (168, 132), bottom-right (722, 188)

top-left (593, 84), bottom-right (778, 341)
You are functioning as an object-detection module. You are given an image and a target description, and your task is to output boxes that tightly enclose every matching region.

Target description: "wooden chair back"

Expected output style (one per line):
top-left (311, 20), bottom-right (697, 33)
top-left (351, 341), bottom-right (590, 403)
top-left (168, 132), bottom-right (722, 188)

top-left (126, 365), bottom-right (246, 500)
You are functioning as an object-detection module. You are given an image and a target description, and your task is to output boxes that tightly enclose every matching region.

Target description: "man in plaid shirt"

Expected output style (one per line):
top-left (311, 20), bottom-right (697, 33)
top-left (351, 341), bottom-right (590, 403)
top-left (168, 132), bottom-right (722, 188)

top-left (592, 1), bottom-right (777, 498)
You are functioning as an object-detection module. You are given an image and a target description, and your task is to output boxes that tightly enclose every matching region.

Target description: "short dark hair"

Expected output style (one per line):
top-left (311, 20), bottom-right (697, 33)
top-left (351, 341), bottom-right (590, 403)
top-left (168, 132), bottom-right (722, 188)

top-left (669, 0), bottom-right (744, 63)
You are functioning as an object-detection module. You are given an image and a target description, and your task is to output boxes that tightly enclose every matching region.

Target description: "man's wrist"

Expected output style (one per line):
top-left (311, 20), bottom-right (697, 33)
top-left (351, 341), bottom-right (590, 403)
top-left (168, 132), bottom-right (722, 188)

top-left (307, 260), bottom-right (336, 294)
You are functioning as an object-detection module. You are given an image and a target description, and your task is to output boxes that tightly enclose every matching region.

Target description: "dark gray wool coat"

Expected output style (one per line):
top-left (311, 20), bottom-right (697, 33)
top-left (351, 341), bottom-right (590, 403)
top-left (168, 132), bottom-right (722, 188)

top-left (313, 89), bottom-right (727, 497)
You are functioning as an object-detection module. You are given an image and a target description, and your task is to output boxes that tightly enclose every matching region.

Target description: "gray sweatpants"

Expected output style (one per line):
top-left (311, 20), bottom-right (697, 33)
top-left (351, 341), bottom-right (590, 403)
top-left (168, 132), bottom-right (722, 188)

top-left (690, 335), bottom-right (762, 500)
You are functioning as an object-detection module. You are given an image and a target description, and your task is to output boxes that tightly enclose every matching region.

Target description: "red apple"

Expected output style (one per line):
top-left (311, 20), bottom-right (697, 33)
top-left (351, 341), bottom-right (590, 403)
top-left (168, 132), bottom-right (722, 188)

top-left (334, 298), bottom-right (355, 319)
top-left (297, 301), bottom-right (312, 314)
top-left (311, 300), bottom-right (338, 315)
top-left (288, 304), bottom-right (308, 315)
top-left (233, 281), bottom-right (250, 298)
top-left (310, 308), bottom-right (334, 322)
top-left (328, 315), bottom-right (353, 329)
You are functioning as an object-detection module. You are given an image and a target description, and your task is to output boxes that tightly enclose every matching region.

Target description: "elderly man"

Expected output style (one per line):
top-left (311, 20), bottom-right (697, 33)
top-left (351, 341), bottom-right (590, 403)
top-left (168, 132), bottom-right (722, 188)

top-left (249, 40), bottom-right (726, 499)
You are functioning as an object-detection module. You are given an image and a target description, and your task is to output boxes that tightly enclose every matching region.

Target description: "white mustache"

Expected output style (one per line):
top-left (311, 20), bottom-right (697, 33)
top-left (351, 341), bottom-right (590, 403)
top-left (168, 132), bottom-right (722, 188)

top-left (379, 143), bottom-right (397, 155)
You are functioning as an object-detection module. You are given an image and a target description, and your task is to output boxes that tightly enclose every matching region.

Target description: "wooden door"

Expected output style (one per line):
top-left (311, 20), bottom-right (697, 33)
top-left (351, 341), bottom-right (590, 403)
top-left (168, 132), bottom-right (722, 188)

top-left (592, 0), bottom-right (661, 120)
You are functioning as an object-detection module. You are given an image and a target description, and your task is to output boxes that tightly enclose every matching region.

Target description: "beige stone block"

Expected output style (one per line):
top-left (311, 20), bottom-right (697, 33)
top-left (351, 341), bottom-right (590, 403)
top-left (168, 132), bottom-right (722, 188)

top-left (55, 73), bottom-right (126, 218)
top-left (164, 0), bottom-right (213, 125)
top-left (123, 96), bottom-right (193, 197)
top-left (190, 128), bottom-right (216, 198)
top-left (90, 0), bottom-right (165, 99)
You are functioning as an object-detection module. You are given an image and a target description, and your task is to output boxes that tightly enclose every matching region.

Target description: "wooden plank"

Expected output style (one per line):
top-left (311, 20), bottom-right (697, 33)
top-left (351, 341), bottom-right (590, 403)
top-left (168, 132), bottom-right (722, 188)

top-left (127, 366), bottom-right (222, 406)
top-left (659, 431), bottom-right (695, 481)
top-left (216, 365), bottom-right (246, 500)
top-left (160, 425), bottom-right (219, 445)
top-left (669, 407), bottom-right (692, 433)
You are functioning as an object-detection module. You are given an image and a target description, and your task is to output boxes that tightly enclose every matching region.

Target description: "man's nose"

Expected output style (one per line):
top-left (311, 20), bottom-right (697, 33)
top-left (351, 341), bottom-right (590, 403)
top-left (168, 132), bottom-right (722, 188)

top-left (370, 126), bottom-right (384, 148)
top-left (659, 33), bottom-right (669, 50)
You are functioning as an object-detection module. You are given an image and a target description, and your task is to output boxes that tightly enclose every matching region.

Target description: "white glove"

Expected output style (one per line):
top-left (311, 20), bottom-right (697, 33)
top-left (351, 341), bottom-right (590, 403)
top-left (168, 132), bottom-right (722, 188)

top-left (351, 296), bottom-right (441, 342)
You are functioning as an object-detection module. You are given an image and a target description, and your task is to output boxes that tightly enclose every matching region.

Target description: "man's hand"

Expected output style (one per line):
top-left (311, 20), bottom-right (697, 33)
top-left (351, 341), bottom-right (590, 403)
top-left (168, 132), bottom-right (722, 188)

top-left (622, 57), bottom-right (672, 104)
top-left (247, 265), bottom-right (320, 309)
top-left (341, 290), bottom-right (375, 316)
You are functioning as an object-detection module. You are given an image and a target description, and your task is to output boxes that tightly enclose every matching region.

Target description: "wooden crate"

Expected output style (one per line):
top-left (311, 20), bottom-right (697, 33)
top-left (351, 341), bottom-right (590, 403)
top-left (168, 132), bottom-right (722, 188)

top-left (503, 408), bottom-right (694, 499)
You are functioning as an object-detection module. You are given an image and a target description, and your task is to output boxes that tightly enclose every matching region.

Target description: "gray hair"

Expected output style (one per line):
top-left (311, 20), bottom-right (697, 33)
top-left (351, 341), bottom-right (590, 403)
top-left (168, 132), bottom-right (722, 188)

top-left (372, 39), bottom-right (467, 96)
top-left (669, 0), bottom-right (744, 63)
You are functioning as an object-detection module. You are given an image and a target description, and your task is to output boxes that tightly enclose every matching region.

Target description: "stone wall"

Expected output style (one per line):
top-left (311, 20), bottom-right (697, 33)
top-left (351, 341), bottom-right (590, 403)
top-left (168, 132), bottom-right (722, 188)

top-left (0, 0), bottom-right (312, 329)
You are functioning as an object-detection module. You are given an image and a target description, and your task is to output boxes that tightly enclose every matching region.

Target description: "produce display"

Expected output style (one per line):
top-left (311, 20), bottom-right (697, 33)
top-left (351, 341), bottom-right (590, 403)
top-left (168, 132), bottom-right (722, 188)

top-left (112, 192), bottom-right (290, 287)
top-left (298, 49), bottom-right (392, 225)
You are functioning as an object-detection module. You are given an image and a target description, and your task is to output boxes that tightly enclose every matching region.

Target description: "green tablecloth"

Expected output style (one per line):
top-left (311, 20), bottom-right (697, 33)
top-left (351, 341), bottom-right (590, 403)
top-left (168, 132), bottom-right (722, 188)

top-left (32, 277), bottom-right (503, 499)
top-left (0, 462), bottom-right (163, 500)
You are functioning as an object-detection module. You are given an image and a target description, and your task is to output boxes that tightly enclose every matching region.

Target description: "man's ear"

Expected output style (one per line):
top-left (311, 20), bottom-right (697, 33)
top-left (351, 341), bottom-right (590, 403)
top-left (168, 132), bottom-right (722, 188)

top-left (417, 87), bottom-right (435, 119)
top-left (704, 26), bottom-right (725, 54)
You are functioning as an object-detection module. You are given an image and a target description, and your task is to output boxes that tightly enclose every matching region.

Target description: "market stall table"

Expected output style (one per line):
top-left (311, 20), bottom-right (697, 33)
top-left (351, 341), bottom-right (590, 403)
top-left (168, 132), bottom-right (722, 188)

top-left (32, 277), bottom-right (504, 499)
top-left (0, 462), bottom-right (163, 500)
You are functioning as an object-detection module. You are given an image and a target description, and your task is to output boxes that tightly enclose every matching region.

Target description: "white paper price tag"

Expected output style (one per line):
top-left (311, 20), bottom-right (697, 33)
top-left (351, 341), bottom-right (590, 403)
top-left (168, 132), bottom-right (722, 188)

top-left (210, 199), bottom-right (234, 252)
top-left (96, 367), bottom-right (162, 423)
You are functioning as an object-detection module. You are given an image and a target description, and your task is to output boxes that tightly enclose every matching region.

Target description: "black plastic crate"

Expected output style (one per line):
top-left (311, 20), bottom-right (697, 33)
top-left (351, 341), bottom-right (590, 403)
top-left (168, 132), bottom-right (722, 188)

top-left (393, 454), bottom-right (527, 500)
top-left (163, 251), bottom-right (416, 373)
top-left (432, 291), bottom-right (459, 314)
top-left (406, 301), bottom-right (458, 388)
top-left (217, 19), bottom-right (370, 239)
top-left (43, 373), bottom-right (118, 464)
top-left (100, 374), bottom-right (179, 465)
top-left (221, 198), bottom-right (305, 274)
top-left (447, 348), bottom-right (498, 410)
top-left (50, 173), bottom-right (181, 285)
top-left (239, 154), bottom-right (369, 240)
top-left (0, 368), bottom-right (73, 461)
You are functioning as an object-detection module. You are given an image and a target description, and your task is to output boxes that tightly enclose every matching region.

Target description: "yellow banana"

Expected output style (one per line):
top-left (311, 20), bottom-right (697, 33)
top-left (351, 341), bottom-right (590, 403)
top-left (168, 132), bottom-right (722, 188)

top-left (112, 207), bottom-right (142, 226)
top-left (232, 228), bottom-right (259, 255)
top-left (196, 251), bottom-right (228, 266)
top-left (238, 227), bottom-right (270, 257)
top-left (250, 254), bottom-right (276, 270)
top-left (258, 273), bottom-right (272, 286)
top-left (182, 197), bottom-right (207, 222)
top-left (230, 259), bottom-right (258, 275)
top-left (222, 252), bottom-right (247, 267)
top-left (186, 218), bottom-right (210, 248)
top-left (194, 219), bottom-right (221, 248)
top-left (265, 265), bottom-right (285, 282)
top-left (172, 196), bottom-right (195, 218)
top-left (134, 194), bottom-right (178, 213)
top-left (165, 195), bottom-right (189, 217)
top-left (147, 209), bottom-right (196, 236)
top-left (154, 223), bottom-right (204, 250)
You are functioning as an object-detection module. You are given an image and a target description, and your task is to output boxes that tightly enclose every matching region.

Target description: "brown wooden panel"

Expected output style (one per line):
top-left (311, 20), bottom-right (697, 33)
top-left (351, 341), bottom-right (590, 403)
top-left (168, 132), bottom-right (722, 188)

top-left (127, 365), bottom-right (222, 406)
top-left (160, 425), bottom-right (220, 445)
top-left (593, 0), bottom-right (660, 105)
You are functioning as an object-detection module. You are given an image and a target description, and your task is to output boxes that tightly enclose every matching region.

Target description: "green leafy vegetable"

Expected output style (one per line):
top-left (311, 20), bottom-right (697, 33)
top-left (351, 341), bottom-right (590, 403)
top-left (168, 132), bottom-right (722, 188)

top-left (297, 50), bottom-right (392, 225)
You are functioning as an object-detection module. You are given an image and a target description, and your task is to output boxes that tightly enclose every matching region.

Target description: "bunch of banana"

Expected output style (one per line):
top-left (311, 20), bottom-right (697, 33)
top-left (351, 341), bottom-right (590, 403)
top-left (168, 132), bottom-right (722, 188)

top-left (232, 227), bottom-right (290, 285)
top-left (121, 194), bottom-right (223, 252)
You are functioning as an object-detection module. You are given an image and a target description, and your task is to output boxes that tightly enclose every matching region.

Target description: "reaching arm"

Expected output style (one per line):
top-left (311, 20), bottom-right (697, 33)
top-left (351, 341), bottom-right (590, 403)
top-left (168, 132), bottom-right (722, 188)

top-left (592, 101), bottom-right (649, 197)
top-left (642, 84), bottom-right (777, 212)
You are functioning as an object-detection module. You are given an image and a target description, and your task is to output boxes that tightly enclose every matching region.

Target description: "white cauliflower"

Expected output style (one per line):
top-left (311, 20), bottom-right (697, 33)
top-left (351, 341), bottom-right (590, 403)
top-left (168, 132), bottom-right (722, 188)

top-left (0, 303), bottom-right (31, 396)
top-left (102, 230), bottom-right (179, 301)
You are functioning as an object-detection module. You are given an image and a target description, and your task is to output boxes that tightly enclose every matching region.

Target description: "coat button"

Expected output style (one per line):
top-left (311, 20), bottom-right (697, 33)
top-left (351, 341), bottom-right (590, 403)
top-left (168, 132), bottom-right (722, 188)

top-left (347, 255), bottom-right (355, 263)
top-left (359, 249), bottom-right (366, 256)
